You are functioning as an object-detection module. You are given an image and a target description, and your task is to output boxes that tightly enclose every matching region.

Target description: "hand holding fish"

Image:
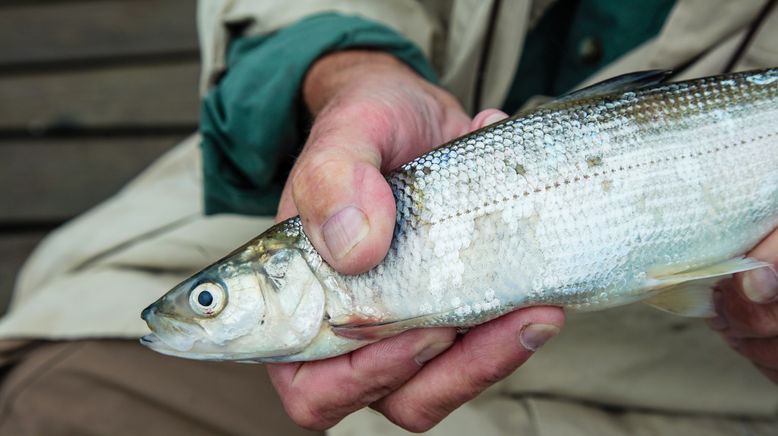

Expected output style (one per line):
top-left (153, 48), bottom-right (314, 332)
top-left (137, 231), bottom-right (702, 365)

top-left (269, 50), bottom-right (565, 431)
top-left (709, 230), bottom-right (778, 384)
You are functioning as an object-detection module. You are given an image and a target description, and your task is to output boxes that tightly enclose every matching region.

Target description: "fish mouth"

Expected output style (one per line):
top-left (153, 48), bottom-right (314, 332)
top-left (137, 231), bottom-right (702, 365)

top-left (139, 333), bottom-right (224, 361)
top-left (141, 307), bottom-right (204, 353)
top-left (140, 315), bottom-right (268, 362)
top-left (139, 333), bottom-right (169, 352)
top-left (140, 333), bottom-right (198, 359)
top-left (140, 332), bottom-right (269, 362)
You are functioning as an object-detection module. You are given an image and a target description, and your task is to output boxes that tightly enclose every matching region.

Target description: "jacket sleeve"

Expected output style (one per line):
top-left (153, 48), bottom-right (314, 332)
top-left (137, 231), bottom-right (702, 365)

top-left (197, 0), bottom-right (439, 94)
top-left (198, 12), bottom-right (438, 216)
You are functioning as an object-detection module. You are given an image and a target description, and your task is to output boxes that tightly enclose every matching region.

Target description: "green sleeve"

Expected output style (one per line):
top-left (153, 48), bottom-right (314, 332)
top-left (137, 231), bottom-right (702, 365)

top-left (200, 12), bottom-right (438, 216)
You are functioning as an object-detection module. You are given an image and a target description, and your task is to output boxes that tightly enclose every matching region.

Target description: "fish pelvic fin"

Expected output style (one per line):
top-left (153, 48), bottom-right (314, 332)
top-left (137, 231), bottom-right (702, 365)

top-left (642, 257), bottom-right (774, 317)
top-left (643, 280), bottom-right (717, 317)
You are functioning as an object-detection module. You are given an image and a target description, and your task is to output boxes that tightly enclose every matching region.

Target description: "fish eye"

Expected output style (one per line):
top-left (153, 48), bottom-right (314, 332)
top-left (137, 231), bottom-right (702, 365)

top-left (188, 282), bottom-right (226, 317)
top-left (197, 290), bottom-right (213, 306)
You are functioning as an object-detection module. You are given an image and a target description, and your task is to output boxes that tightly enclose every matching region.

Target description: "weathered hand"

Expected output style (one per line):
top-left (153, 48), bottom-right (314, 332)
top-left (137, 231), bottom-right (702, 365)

top-left (268, 50), bottom-right (565, 432)
top-left (708, 229), bottom-right (778, 383)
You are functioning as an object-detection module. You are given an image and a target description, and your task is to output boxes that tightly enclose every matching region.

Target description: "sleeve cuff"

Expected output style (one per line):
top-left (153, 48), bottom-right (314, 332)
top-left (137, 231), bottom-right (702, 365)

top-left (200, 12), bottom-right (437, 216)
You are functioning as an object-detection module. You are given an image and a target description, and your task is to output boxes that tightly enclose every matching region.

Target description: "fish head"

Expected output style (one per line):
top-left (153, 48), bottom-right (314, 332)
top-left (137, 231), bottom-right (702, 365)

top-left (140, 224), bottom-right (326, 361)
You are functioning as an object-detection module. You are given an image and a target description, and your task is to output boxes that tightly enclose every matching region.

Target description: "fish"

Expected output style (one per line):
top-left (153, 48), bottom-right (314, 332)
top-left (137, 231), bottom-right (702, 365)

top-left (141, 68), bottom-right (778, 362)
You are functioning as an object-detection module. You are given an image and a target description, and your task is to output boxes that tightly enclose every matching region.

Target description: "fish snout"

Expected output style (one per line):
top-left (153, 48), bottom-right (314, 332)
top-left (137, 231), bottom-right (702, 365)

top-left (141, 303), bottom-right (157, 321)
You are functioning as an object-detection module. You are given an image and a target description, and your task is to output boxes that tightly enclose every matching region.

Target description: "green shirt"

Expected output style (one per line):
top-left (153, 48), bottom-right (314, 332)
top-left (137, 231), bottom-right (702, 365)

top-left (201, 2), bottom-right (675, 216)
top-left (503, 0), bottom-right (676, 114)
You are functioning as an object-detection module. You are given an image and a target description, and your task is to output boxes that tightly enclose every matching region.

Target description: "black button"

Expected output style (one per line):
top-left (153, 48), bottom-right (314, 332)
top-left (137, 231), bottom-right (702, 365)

top-left (578, 36), bottom-right (603, 65)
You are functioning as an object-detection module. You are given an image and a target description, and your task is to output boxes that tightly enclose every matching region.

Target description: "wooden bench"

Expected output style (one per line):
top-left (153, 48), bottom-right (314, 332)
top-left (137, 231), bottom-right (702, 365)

top-left (0, 0), bottom-right (201, 312)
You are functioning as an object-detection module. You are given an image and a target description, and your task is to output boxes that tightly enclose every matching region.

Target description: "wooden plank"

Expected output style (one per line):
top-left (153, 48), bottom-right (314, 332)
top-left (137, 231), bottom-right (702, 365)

top-left (0, 135), bottom-right (187, 221)
top-left (0, 232), bottom-right (48, 314)
top-left (0, 0), bottom-right (198, 66)
top-left (0, 62), bottom-right (200, 131)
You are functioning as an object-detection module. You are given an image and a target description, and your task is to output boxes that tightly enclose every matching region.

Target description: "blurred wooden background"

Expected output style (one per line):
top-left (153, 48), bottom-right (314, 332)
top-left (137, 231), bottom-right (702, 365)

top-left (0, 0), bottom-right (200, 312)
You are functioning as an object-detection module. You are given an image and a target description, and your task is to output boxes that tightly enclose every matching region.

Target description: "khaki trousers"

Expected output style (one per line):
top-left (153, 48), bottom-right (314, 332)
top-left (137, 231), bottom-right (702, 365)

top-left (0, 339), bottom-right (776, 436)
top-left (0, 340), bottom-right (320, 436)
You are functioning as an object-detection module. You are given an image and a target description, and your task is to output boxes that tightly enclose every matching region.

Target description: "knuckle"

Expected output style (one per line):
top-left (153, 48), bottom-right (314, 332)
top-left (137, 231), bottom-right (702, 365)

top-left (743, 310), bottom-right (778, 336)
top-left (340, 100), bottom-right (400, 145)
top-left (475, 363), bottom-right (512, 387)
top-left (284, 399), bottom-right (333, 431)
top-left (361, 379), bottom-right (396, 403)
top-left (385, 401), bottom-right (444, 433)
top-left (340, 372), bottom-right (394, 405)
top-left (750, 322), bottom-right (778, 337)
top-left (401, 418), bottom-right (439, 434)
top-left (740, 338), bottom-right (778, 367)
top-left (465, 353), bottom-right (516, 389)
top-left (341, 99), bottom-right (393, 126)
top-left (722, 293), bottom-right (778, 336)
top-left (291, 156), bottom-right (333, 195)
top-left (290, 156), bottom-right (348, 211)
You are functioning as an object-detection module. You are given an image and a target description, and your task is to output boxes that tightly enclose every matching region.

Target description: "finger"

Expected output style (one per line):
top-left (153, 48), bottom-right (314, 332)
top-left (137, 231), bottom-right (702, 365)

top-left (276, 180), bottom-right (298, 222)
top-left (756, 365), bottom-right (778, 384)
top-left (709, 230), bottom-right (778, 337)
top-left (710, 284), bottom-right (778, 338)
top-left (371, 307), bottom-right (564, 432)
top-left (738, 230), bottom-right (778, 304)
top-left (470, 109), bottom-right (509, 130)
top-left (267, 327), bottom-right (456, 431)
top-left (289, 96), bottom-right (468, 274)
top-left (289, 119), bottom-right (397, 274)
top-left (727, 336), bottom-right (778, 370)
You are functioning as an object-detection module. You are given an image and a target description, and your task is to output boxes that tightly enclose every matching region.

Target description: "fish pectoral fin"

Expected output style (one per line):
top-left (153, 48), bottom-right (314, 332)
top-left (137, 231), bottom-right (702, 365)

top-left (642, 257), bottom-right (774, 317)
top-left (330, 313), bottom-right (446, 341)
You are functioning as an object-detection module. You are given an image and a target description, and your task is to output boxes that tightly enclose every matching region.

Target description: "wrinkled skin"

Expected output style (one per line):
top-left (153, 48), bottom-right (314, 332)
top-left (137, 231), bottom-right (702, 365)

top-left (269, 50), bottom-right (565, 432)
top-left (709, 230), bottom-right (778, 383)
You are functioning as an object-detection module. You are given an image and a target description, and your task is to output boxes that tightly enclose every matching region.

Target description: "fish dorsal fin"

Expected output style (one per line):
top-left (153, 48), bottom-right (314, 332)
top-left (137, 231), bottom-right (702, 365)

top-left (642, 257), bottom-right (774, 317)
top-left (550, 70), bottom-right (673, 105)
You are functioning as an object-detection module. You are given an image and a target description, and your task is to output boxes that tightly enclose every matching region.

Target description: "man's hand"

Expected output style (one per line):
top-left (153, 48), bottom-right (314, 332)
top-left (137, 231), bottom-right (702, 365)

top-left (269, 50), bottom-right (565, 432)
top-left (709, 229), bottom-right (778, 383)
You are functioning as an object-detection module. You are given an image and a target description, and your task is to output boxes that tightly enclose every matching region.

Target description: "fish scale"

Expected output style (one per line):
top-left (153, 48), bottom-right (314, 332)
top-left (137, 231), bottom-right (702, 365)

top-left (333, 68), bottom-right (778, 322)
top-left (142, 68), bottom-right (778, 362)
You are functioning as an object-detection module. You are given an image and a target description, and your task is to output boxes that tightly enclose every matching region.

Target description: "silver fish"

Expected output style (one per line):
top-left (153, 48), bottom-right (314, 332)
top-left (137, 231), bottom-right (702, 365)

top-left (141, 68), bottom-right (778, 362)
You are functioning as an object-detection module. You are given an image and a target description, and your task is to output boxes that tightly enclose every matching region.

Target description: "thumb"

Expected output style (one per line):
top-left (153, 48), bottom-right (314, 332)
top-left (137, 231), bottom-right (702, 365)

top-left (287, 107), bottom-right (399, 275)
top-left (740, 230), bottom-right (778, 304)
top-left (470, 108), bottom-right (509, 130)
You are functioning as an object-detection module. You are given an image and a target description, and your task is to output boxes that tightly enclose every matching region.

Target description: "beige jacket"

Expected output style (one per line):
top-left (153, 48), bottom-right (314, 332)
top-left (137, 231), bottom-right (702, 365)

top-left (199, 0), bottom-right (778, 112)
top-left (3, 1), bottom-right (778, 434)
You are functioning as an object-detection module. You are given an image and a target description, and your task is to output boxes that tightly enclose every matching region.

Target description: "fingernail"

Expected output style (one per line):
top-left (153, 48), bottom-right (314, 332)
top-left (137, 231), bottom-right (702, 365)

top-left (322, 206), bottom-right (369, 261)
top-left (742, 267), bottom-right (778, 303)
top-left (414, 340), bottom-right (453, 366)
top-left (520, 324), bottom-right (559, 352)
top-left (484, 112), bottom-right (508, 126)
